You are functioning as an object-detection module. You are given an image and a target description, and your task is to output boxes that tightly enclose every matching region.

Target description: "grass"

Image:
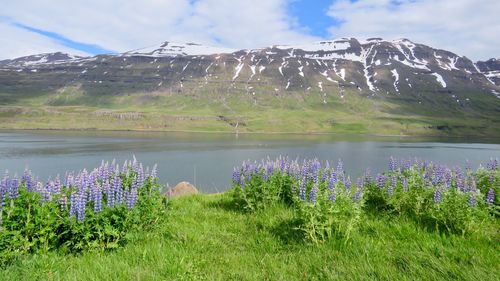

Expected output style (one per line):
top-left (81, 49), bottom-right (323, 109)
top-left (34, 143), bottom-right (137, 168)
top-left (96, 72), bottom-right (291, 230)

top-left (1, 89), bottom-right (498, 137)
top-left (1, 192), bottom-right (498, 280)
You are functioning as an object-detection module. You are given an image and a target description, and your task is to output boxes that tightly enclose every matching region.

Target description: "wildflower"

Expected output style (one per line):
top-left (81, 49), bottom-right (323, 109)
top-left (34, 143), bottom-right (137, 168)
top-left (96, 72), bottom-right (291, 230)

top-left (232, 168), bottom-right (242, 186)
top-left (328, 170), bottom-right (337, 190)
top-left (376, 174), bottom-right (386, 189)
top-left (389, 156), bottom-right (398, 172)
top-left (299, 177), bottom-right (307, 201)
top-left (434, 188), bottom-right (442, 204)
top-left (402, 178), bottom-right (409, 192)
top-left (353, 189), bottom-right (362, 202)
top-left (309, 185), bottom-right (318, 203)
top-left (468, 192), bottom-right (477, 208)
top-left (387, 176), bottom-right (396, 197)
top-left (345, 176), bottom-right (352, 190)
top-left (486, 188), bottom-right (495, 205)
top-left (329, 190), bottom-right (336, 202)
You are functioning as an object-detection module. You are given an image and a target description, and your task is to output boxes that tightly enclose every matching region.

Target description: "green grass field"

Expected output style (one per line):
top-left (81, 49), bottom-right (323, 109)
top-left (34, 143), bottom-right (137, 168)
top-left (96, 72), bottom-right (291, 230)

top-left (1, 86), bottom-right (499, 137)
top-left (2, 193), bottom-right (498, 280)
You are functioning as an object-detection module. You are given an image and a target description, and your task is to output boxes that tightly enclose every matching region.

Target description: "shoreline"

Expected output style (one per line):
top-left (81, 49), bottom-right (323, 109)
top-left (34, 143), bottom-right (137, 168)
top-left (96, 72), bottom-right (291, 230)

top-left (2, 126), bottom-right (499, 141)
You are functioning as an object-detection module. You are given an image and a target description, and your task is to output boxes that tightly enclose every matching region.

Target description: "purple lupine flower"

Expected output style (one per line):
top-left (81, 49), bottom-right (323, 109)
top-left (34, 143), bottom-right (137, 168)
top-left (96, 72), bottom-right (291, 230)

top-left (126, 188), bottom-right (138, 209)
top-left (434, 188), bottom-right (442, 204)
top-left (321, 161), bottom-right (330, 182)
top-left (402, 177), bottom-right (408, 192)
top-left (103, 179), bottom-right (114, 208)
top-left (444, 169), bottom-right (452, 188)
top-left (424, 170), bottom-right (432, 186)
top-left (232, 168), bottom-right (242, 186)
top-left (69, 192), bottom-right (77, 218)
top-left (329, 190), bottom-right (336, 202)
top-left (22, 169), bottom-right (35, 192)
top-left (492, 158), bottom-right (498, 170)
top-left (101, 161), bottom-right (110, 181)
top-left (401, 159), bottom-right (411, 172)
top-left (309, 185), bottom-right (318, 203)
top-left (454, 167), bottom-right (465, 192)
top-left (486, 188), bottom-right (495, 205)
top-left (40, 181), bottom-right (50, 202)
top-left (376, 174), bottom-right (386, 189)
top-left (263, 164), bottom-right (273, 182)
top-left (353, 189), bottom-right (362, 202)
top-left (364, 169), bottom-right (372, 184)
top-left (243, 161), bottom-right (254, 180)
top-left (132, 164), bottom-right (144, 189)
top-left (65, 172), bottom-right (75, 188)
top-left (76, 175), bottom-right (87, 221)
top-left (54, 176), bottom-right (62, 194)
top-left (113, 173), bottom-right (123, 204)
top-left (345, 176), bottom-right (352, 190)
top-left (8, 176), bottom-right (20, 200)
top-left (356, 178), bottom-right (364, 189)
top-left (59, 194), bottom-right (67, 211)
top-left (468, 192), bottom-right (477, 208)
top-left (310, 159), bottom-right (321, 184)
top-left (92, 180), bottom-right (102, 213)
top-left (122, 160), bottom-right (128, 174)
top-left (76, 191), bottom-right (87, 222)
top-left (389, 156), bottom-right (398, 172)
top-left (299, 177), bottom-right (307, 201)
top-left (328, 170), bottom-right (337, 190)
top-left (387, 176), bottom-right (396, 197)
top-left (300, 161), bottom-right (309, 180)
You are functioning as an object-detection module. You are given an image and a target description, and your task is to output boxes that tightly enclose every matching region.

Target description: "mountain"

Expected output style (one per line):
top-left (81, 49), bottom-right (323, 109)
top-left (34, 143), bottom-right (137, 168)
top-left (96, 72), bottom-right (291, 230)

top-left (0, 38), bottom-right (499, 136)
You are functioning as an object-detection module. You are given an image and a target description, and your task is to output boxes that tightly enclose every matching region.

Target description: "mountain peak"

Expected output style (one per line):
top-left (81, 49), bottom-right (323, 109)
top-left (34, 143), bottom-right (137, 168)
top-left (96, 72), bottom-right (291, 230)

top-left (123, 41), bottom-right (237, 57)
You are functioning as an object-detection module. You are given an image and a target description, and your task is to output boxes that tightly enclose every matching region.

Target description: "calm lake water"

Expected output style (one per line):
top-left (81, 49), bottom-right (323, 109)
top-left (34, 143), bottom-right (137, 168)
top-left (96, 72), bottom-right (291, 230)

top-left (0, 130), bottom-right (499, 193)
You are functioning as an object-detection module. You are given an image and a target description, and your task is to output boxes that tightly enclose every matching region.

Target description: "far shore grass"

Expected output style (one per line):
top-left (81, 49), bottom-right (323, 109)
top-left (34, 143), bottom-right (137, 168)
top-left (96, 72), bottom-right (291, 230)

top-left (1, 192), bottom-right (498, 280)
top-left (1, 104), bottom-right (499, 138)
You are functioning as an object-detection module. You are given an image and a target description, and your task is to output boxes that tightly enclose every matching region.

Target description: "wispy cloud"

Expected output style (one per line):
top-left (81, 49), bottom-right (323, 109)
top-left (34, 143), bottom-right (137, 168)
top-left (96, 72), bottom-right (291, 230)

top-left (327, 0), bottom-right (500, 60)
top-left (0, 0), bottom-right (317, 59)
top-left (0, 0), bottom-right (497, 60)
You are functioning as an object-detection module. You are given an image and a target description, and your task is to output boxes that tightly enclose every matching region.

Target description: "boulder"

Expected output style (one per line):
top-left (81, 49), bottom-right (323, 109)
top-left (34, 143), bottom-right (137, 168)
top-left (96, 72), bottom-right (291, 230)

top-left (164, 181), bottom-right (199, 198)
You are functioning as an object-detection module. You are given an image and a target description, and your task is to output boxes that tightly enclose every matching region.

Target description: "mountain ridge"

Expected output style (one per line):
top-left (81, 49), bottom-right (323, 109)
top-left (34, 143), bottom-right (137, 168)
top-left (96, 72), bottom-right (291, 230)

top-left (0, 37), bottom-right (499, 136)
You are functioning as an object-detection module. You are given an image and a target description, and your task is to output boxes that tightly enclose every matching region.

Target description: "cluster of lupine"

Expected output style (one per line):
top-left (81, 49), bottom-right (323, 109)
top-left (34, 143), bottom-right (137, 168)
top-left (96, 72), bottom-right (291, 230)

top-left (373, 156), bottom-right (498, 209)
top-left (232, 156), bottom-right (498, 239)
top-left (0, 157), bottom-right (158, 223)
top-left (233, 156), bottom-right (364, 206)
top-left (232, 156), bottom-right (364, 242)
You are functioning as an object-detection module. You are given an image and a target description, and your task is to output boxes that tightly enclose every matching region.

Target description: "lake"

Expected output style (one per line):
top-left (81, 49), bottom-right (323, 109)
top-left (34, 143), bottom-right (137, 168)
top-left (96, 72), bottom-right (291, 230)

top-left (0, 130), bottom-right (499, 193)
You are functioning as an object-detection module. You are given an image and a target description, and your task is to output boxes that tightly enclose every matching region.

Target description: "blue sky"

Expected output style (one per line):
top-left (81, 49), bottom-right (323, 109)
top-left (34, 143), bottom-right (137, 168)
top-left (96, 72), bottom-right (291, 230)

top-left (288, 0), bottom-right (341, 38)
top-left (0, 0), bottom-right (498, 60)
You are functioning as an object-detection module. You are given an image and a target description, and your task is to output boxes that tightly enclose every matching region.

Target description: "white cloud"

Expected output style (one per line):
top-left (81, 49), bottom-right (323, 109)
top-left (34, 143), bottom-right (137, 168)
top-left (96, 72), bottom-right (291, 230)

top-left (2, 0), bottom-right (496, 61)
top-left (0, 0), bottom-right (317, 59)
top-left (327, 0), bottom-right (500, 60)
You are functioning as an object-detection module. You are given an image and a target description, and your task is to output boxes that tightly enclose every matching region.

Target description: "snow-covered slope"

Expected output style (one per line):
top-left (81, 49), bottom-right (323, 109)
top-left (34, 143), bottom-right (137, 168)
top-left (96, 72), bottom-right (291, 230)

top-left (0, 52), bottom-right (84, 68)
top-left (122, 42), bottom-right (237, 57)
top-left (0, 38), bottom-right (498, 102)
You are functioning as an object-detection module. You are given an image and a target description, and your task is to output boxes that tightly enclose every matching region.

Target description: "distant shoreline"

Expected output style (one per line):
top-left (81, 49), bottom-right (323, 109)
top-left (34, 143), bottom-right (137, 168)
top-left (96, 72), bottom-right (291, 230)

top-left (1, 127), bottom-right (499, 143)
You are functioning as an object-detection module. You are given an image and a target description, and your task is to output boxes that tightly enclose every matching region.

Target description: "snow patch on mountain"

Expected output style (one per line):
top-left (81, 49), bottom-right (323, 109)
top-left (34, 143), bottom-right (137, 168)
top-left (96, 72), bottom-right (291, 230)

top-left (124, 42), bottom-right (236, 57)
top-left (391, 69), bottom-right (400, 92)
top-left (431, 73), bottom-right (447, 88)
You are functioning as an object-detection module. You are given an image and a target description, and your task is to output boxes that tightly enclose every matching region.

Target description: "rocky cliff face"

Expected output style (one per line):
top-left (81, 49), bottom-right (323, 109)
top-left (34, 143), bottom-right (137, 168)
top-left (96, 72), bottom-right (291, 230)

top-left (0, 38), bottom-right (499, 106)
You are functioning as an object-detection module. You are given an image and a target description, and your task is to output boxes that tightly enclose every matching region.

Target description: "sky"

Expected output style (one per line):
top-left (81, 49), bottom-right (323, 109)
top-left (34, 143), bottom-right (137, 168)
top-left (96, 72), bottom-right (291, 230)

top-left (0, 0), bottom-right (498, 61)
